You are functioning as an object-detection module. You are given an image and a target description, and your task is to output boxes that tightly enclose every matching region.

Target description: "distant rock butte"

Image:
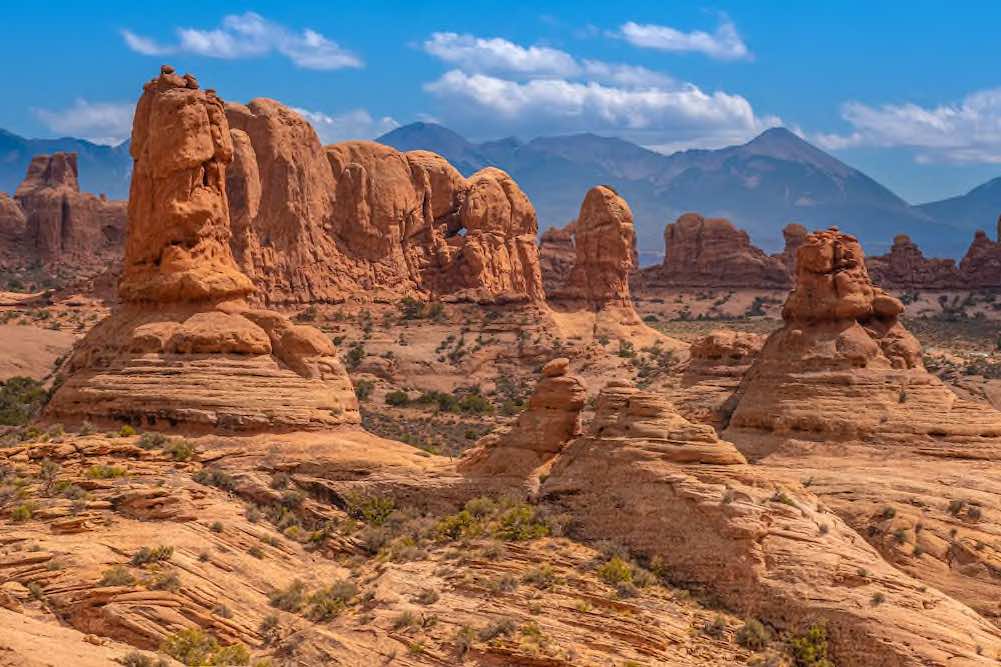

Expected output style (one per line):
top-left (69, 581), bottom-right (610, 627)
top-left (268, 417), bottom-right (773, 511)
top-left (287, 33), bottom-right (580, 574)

top-left (866, 233), bottom-right (962, 289)
top-left (224, 101), bottom-right (545, 305)
top-left (538, 222), bottom-right (576, 297)
top-left (0, 152), bottom-right (125, 278)
top-left (633, 213), bottom-right (791, 289)
top-left (46, 66), bottom-right (359, 432)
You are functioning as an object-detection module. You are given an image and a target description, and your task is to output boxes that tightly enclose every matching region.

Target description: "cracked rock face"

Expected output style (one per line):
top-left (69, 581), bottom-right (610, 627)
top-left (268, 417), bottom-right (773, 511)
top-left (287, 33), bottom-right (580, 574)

top-left (45, 67), bottom-right (359, 433)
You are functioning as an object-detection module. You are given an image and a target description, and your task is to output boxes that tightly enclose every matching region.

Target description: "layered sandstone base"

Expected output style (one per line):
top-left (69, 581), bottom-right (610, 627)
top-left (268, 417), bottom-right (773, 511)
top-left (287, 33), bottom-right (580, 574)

top-left (47, 302), bottom-right (359, 432)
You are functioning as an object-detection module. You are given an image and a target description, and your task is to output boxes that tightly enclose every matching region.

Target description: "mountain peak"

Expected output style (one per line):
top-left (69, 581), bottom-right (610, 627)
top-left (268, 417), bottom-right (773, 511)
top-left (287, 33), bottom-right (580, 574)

top-left (740, 126), bottom-right (854, 177)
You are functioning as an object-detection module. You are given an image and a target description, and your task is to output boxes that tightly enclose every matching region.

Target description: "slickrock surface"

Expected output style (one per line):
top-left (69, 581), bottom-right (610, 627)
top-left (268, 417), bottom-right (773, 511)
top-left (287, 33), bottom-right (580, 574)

top-left (45, 67), bottom-right (358, 432)
top-left (224, 101), bottom-right (546, 304)
top-left (0, 152), bottom-right (125, 279)
top-left (459, 357), bottom-right (586, 488)
top-left (538, 222), bottom-right (576, 297)
top-left (867, 234), bottom-right (963, 288)
top-left (543, 381), bottom-right (1001, 665)
top-left (633, 213), bottom-right (790, 288)
top-left (724, 227), bottom-right (1001, 625)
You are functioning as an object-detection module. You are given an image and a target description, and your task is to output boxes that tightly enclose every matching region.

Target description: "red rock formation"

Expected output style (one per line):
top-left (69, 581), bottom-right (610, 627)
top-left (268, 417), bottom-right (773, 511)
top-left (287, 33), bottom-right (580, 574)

top-left (46, 66), bottom-right (358, 432)
top-left (542, 380), bottom-right (1001, 665)
top-left (538, 222), bottom-right (576, 297)
top-left (866, 234), bottom-right (963, 289)
top-left (224, 101), bottom-right (545, 304)
top-left (727, 227), bottom-right (1001, 444)
top-left (959, 218), bottom-right (1001, 287)
top-left (0, 153), bottom-right (125, 278)
top-left (459, 357), bottom-right (586, 486)
top-left (776, 222), bottom-right (807, 274)
top-left (560, 186), bottom-right (637, 307)
top-left (633, 213), bottom-right (790, 289)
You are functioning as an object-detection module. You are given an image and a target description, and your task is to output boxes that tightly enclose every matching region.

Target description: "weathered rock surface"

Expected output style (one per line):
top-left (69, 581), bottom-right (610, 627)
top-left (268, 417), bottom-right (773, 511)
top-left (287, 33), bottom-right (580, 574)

top-left (559, 186), bottom-right (637, 307)
top-left (724, 227), bottom-right (1001, 624)
top-left (224, 101), bottom-right (545, 304)
top-left (538, 222), bottom-right (576, 296)
top-left (45, 67), bottom-right (358, 432)
top-left (776, 222), bottom-right (808, 274)
top-left (459, 357), bottom-right (586, 486)
top-left (543, 381), bottom-right (1001, 665)
top-left (0, 152), bottom-right (125, 278)
top-left (867, 234), bottom-right (963, 289)
top-left (633, 213), bottom-right (790, 289)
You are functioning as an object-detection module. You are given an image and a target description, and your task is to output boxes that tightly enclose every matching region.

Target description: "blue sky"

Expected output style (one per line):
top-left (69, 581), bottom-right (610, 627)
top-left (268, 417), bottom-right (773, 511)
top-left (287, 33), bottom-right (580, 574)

top-left (3, 0), bottom-right (1000, 203)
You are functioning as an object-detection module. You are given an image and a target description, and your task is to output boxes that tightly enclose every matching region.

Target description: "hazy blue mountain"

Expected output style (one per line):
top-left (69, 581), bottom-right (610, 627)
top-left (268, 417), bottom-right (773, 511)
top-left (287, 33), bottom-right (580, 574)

top-left (0, 129), bottom-right (131, 198)
top-left (918, 177), bottom-right (1001, 235)
top-left (378, 123), bottom-right (984, 260)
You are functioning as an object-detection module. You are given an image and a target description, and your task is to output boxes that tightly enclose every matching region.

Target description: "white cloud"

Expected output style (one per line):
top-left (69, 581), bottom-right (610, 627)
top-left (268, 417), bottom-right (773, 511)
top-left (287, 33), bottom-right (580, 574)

top-left (619, 17), bottom-right (751, 61)
top-left (422, 32), bottom-right (670, 87)
top-left (423, 32), bottom-right (578, 77)
top-left (815, 88), bottom-right (1001, 163)
top-left (32, 99), bottom-right (134, 145)
top-left (425, 70), bottom-right (779, 149)
top-left (294, 108), bottom-right (400, 144)
top-left (121, 12), bottom-right (362, 70)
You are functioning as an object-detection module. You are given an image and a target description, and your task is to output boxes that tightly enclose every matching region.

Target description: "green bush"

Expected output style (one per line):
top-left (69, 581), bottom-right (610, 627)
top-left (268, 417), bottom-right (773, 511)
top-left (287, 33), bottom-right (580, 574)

top-left (118, 425), bottom-right (136, 437)
top-left (160, 628), bottom-right (249, 666)
top-left (493, 505), bottom-right (548, 541)
top-left (788, 624), bottom-right (834, 667)
top-left (269, 579), bottom-right (307, 612)
top-left (736, 618), bottom-right (770, 650)
top-left (0, 377), bottom-right (48, 426)
top-left (100, 565), bottom-right (136, 587)
top-left (138, 432), bottom-right (168, 450)
top-left (86, 464), bottom-right (127, 479)
top-left (164, 440), bottom-right (196, 461)
top-left (385, 390), bottom-right (409, 407)
top-left (597, 556), bottom-right (633, 585)
top-left (130, 545), bottom-right (173, 566)
top-left (355, 379), bottom-right (375, 401)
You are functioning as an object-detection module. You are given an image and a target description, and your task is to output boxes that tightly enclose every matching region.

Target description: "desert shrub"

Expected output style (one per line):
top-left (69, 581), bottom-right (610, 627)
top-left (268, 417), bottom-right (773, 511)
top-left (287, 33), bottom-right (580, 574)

top-left (522, 565), bottom-right (556, 589)
top-left (210, 521), bottom-right (224, 533)
top-left (0, 377), bottom-right (48, 426)
top-left (120, 651), bottom-right (169, 667)
top-left (138, 432), bottom-right (168, 450)
top-left (345, 343), bottom-right (365, 369)
top-left (788, 624), bottom-right (833, 667)
top-left (164, 440), bottom-right (195, 461)
top-left (415, 588), bottom-right (440, 605)
top-left (149, 570), bottom-right (181, 592)
top-left (160, 628), bottom-right (249, 666)
top-left (702, 615), bottom-right (726, 639)
top-left (385, 390), bottom-right (409, 407)
top-left (130, 545), bottom-right (173, 566)
top-left (118, 425), bottom-right (136, 437)
top-left (347, 494), bottom-right (395, 526)
top-left (11, 502), bottom-right (35, 522)
top-left (269, 579), bottom-right (307, 612)
top-left (193, 468), bottom-right (237, 491)
top-left (259, 614), bottom-right (281, 645)
top-left (736, 618), bottom-right (770, 650)
top-left (100, 566), bottom-right (136, 587)
top-left (86, 464), bottom-right (126, 479)
top-left (478, 617), bottom-right (517, 641)
top-left (354, 379), bottom-right (375, 401)
top-left (598, 556), bottom-right (633, 585)
top-left (307, 579), bottom-right (357, 621)
top-left (493, 504), bottom-right (548, 541)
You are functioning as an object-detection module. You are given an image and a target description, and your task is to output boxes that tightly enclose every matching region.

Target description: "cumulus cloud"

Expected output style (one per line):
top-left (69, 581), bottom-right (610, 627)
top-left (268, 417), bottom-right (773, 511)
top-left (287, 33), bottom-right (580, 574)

top-left (422, 32), bottom-right (670, 87)
top-left (425, 70), bottom-right (779, 149)
top-left (619, 17), bottom-right (751, 61)
top-left (121, 12), bottom-right (362, 70)
top-left (295, 108), bottom-right (400, 144)
top-left (33, 99), bottom-right (134, 145)
top-left (815, 88), bottom-right (1001, 163)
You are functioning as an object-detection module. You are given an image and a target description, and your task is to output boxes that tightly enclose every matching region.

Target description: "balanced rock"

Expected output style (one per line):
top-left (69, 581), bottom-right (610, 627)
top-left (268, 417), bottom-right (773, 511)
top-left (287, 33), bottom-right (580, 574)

top-left (46, 67), bottom-right (359, 432)
top-left (459, 357), bottom-right (586, 485)
top-left (633, 213), bottom-right (790, 288)
top-left (543, 382), bottom-right (1001, 665)
top-left (866, 234), bottom-right (962, 289)
top-left (0, 152), bottom-right (125, 278)
top-left (727, 227), bottom-right (1001, 446)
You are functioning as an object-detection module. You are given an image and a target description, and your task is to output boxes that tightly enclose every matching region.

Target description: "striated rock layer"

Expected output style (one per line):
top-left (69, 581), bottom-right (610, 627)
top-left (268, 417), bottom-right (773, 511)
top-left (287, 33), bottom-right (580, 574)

top-left (633, 213), bottom-right (791, 289)
top-left (46, 66), bottom-right (359, 432)
top-left (224, 101), bottom-right (545, 305)
top-left (0, 152), bottom-right (125, 277)
top-left (541, 380), bottom-right (1001, 665)
top-left (724, 227), bottom-right (1001, 624)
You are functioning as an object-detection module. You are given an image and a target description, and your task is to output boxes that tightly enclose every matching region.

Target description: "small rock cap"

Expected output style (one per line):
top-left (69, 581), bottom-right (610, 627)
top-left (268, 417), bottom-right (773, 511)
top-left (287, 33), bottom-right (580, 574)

top-left (542, 357), bottom-right (570, 377)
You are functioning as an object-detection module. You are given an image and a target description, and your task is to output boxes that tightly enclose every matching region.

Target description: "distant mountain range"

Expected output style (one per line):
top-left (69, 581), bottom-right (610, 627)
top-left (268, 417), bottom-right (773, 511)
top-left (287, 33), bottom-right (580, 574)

top-left (0, 129), bottom-right (131, 199)
top-left (2, 122), bottom-right (997, 261)
top-left (380, 123), bottom-right (1000, 260)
